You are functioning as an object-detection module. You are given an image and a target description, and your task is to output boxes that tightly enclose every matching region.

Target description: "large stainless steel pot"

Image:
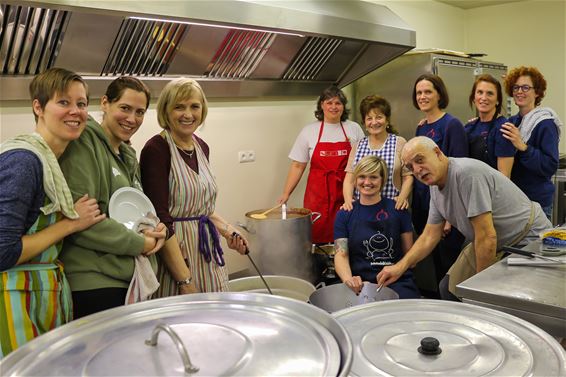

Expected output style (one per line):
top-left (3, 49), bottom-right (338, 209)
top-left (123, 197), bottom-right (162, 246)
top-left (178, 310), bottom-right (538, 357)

top-left (309, 282), bottom-right (399, 312)
top-left (334, 299), bottom-right (566, 376)
top-left (1, 293), bottom-right (353, 376)
top-left (241, 207), bottom-right (320, 283)
top-left (229, 275), bottom-right (316, 302)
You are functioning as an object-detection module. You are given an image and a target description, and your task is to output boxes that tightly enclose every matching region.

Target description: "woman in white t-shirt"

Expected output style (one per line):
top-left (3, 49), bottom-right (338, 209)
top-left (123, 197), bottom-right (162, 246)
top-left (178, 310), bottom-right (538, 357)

top-left (278, 86), bottom-right (364, 244)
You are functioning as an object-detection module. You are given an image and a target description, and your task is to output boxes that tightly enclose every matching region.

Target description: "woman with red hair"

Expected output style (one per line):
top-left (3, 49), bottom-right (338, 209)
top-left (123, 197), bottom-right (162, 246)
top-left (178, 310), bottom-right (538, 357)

top-left (501, 67), bottom-right (562, 219)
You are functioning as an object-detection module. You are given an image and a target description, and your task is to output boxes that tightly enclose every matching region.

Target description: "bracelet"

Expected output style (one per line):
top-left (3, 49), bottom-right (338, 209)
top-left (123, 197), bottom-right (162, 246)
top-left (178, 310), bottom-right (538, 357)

top-left (176, 276), bottom-right (192, 286)
top-left (224, 223), bottom-right (232, 236)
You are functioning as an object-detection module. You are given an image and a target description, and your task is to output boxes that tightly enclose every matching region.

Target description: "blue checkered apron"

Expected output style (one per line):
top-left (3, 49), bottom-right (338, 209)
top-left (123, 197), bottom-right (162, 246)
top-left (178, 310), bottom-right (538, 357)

top-left (352, 134), bottom-right (399, 199)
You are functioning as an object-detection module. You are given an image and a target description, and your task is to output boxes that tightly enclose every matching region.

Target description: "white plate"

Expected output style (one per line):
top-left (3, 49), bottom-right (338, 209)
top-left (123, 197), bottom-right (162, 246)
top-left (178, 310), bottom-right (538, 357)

top-left (108, 187), bottom-right (156, 230)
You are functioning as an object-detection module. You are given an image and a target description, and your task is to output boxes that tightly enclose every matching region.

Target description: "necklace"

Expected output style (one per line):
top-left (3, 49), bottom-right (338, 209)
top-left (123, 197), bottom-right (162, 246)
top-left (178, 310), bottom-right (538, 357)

top-left (178, 147), bottom-right (194, 158)
top-left (172, 138), bottom-right (195, 158)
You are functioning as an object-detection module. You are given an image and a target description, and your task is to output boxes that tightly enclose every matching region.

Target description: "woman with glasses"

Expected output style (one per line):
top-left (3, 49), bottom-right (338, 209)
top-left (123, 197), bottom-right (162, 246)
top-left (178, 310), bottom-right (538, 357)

top-left (465, 74), bottom-right (515, 177)
top-left (501, 66), bottom-right (562, 220)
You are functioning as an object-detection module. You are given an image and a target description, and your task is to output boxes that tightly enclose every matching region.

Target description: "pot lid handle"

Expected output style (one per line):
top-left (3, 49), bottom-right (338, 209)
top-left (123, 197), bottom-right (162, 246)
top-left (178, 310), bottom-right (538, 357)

top-left (145, 323), bottom-right (200, 374)
top-left (418, 337), bottom-right (442, 356)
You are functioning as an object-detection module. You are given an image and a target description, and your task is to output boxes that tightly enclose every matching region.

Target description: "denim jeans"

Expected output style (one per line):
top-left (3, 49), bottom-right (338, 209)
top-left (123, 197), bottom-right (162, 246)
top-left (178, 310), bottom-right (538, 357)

top-left (541, 204), bottom-right (553, 222)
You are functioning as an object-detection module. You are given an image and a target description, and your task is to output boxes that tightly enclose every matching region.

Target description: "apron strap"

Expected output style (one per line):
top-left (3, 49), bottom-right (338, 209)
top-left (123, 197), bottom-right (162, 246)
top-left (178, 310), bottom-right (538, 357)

top-left (316, 121), bottom-right (348, 143)
top-left (508, 202), bottom-right (536, 247)
top-left (173, 215), bottom-right (225, 266)
top-left (9, 262), bottom-right (59, 272)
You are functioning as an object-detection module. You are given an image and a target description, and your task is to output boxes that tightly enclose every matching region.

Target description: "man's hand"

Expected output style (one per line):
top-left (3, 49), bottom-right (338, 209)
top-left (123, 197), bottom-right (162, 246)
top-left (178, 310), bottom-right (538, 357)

top-left (376, 263), bottom-right (406, 287)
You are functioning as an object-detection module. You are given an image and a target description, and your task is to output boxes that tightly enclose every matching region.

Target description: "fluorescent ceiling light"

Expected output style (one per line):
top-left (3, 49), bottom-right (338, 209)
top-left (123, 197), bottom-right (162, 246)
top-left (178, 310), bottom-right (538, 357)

top-left (129, 16), bottom-right (305, 37)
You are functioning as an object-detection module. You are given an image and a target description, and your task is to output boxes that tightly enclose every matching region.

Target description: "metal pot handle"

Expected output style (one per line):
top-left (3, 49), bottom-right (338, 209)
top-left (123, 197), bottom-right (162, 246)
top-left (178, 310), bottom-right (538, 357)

top-left (145, 323), bottom-right (199, 374)
top-left (315, 281), bottom-right (326, 289)
top-left (311, 212), bottom-right (321, 223)
top-left (236, 222), bottom-right (251, 233)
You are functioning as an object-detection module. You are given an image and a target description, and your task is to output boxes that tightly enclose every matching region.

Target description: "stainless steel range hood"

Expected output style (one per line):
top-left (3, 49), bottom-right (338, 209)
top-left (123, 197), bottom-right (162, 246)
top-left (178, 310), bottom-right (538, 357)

top-left (0, 0), bottom-right (415, 100)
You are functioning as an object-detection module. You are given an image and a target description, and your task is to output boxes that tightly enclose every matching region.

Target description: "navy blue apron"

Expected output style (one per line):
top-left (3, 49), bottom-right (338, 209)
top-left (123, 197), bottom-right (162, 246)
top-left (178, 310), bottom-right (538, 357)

top-left (348, 209), bottom-right (420, 299)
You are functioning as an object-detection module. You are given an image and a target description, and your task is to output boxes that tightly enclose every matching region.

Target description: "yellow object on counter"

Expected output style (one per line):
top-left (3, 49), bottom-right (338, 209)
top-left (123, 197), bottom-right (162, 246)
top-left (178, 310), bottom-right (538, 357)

top-left (540, 228), bottom-right (566, 241)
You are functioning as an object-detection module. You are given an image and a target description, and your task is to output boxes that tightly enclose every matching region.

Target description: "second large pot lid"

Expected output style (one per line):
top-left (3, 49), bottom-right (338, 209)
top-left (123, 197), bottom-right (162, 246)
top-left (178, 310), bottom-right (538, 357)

top-left (334, 299), bottom-right (566, 376)
top-left (2, 293), bottom-right (351, 376)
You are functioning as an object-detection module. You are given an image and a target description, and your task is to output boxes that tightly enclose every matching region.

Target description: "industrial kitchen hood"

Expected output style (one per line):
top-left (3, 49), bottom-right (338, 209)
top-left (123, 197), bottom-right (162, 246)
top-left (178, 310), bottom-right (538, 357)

top-left (0, 0), bottom-right (415, 100)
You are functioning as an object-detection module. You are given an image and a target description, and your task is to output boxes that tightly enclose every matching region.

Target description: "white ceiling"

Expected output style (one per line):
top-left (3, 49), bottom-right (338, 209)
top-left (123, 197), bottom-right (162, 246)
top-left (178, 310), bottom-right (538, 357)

top-left (436, 0), bottom-right (526, 9)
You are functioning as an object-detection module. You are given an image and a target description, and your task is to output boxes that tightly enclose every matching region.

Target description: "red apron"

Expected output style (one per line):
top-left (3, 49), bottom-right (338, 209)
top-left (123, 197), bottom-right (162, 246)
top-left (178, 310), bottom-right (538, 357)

top-left (304, 121), bottom-right (351, 244)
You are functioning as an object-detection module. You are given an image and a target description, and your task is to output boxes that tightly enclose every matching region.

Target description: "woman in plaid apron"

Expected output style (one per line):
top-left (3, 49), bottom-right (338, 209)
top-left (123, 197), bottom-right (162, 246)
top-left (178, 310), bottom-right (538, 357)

top-left (343, 95), bottom-right (413, 211)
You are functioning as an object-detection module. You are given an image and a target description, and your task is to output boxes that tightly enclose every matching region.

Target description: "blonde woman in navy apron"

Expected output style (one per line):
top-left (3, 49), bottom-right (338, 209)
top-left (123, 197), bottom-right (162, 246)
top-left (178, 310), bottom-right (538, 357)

top-left (279, 86), bottom-right (364, 244)
top-left (334, 155), bottom-right (419, 299)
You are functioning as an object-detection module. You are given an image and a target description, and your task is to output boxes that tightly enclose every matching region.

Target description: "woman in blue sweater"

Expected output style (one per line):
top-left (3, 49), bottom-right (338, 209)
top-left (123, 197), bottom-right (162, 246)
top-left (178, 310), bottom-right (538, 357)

top-left (501, 66), bottom-right (562, 220)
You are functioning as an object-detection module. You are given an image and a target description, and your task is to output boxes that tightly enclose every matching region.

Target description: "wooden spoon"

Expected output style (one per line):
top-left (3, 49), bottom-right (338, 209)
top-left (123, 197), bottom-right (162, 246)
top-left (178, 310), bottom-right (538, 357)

top-left (250, 204), bottom-right (282, 219)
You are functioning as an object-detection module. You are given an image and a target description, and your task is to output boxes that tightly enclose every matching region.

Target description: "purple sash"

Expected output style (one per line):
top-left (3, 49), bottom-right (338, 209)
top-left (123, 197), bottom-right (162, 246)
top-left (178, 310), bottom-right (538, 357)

top-left (173, 215), bottom-right (225, 266)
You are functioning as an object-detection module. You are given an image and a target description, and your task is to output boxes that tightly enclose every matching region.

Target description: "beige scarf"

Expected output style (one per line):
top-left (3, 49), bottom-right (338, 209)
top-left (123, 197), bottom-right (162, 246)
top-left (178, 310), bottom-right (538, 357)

top-left (0, 132), bottom-right (78, 218)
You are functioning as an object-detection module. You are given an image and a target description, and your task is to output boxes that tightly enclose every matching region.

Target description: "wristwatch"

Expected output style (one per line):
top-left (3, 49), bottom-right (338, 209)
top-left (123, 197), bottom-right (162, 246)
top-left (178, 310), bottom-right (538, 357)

top-left (176, 276), bottom-right (192, 286)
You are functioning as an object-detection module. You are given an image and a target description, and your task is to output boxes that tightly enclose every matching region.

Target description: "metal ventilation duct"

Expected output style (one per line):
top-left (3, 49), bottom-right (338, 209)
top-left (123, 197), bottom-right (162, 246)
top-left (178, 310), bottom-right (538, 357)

top-left (0, 0), bottom-right (416, 100)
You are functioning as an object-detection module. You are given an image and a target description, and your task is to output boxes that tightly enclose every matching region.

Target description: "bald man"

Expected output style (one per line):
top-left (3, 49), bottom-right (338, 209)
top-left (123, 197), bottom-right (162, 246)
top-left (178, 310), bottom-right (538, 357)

top-left (377, 136), bottom-right (551, 300)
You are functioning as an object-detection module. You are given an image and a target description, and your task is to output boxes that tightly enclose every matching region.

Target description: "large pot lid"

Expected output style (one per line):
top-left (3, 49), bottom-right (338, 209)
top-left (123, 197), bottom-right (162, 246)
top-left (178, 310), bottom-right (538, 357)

top-left (1, 293), bottom-right (353, 376)
top-left (333, 299), bottom-right (566, 376)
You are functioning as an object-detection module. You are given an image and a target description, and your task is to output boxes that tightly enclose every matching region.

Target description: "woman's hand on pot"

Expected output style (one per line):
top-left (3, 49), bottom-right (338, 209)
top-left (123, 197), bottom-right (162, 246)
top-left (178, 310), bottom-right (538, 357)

top-left (344, 276), bottom-right (363, 295)
top-left (228, 232), bottom-right (249, 255)
top-left (277, 194), bottom-right (289, 205)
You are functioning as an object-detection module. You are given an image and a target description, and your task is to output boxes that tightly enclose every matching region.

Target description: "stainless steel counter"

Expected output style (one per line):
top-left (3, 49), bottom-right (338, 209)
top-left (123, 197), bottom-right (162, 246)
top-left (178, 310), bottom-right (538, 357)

top-left (456, 240), bottom-right (566, 337)
top-left (552, 168), bottom-right (566, 225)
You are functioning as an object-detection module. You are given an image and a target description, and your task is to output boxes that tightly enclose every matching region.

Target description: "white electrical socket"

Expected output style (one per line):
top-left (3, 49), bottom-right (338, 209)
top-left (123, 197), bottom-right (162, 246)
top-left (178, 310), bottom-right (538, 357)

top-left (238, 150), bottom-right (255, 163)
top-left (246, 150), bottom-right (255, 162)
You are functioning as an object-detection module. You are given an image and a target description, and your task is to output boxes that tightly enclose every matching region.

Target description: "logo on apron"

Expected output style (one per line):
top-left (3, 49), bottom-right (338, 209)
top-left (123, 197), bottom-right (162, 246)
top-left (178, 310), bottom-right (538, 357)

top-left (375, 209), bottom-right (389, 221)
top-left (319, 149), bottom-right (349, 157)
top-left (363, 231), bottom-right (395, 266)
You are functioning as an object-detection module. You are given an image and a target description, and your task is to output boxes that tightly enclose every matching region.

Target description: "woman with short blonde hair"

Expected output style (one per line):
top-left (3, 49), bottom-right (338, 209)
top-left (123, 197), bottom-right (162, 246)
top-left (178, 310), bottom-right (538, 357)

top-left (140, 78), bottom-right (248, 296)
top-left (334, 155), bottom-right (419, 299)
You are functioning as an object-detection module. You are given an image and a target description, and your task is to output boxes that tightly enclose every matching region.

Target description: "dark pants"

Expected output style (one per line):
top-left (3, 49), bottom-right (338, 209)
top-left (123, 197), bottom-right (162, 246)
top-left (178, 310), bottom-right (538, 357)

top-left (389, 270), bottom-right (421, 299)
top-left (439, 275), bottom-right (461, 302)
top-left (412, 208), bottom-right (465, 283)
top-left (72, 288), bottom-right (128, 319)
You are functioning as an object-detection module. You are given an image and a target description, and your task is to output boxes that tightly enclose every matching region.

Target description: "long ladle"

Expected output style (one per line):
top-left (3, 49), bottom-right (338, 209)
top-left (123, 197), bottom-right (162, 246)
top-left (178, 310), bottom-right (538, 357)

top-left (250, 204), bottom-right (282, 219)
top-left (241, 247), bottom-right (273, 295)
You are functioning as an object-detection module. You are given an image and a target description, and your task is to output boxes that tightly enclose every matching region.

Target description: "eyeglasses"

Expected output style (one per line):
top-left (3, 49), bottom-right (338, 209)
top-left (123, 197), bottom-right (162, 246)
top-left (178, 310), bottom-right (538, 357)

top-left (512, 85), bottom-right (534, 93)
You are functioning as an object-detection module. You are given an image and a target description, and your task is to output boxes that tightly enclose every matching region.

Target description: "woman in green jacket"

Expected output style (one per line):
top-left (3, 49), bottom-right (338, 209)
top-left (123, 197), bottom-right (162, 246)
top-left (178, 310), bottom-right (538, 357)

top-left (59, 77), bottom-right (167, 318)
